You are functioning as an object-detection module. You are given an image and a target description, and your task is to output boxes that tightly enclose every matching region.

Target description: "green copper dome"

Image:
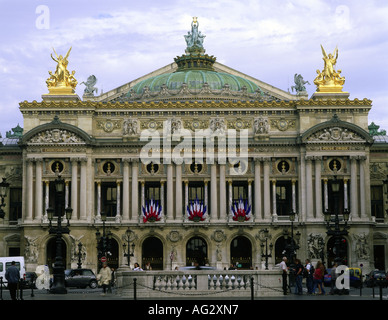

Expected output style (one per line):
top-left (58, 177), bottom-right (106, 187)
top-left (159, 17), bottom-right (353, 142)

top-left (130, 70), bottom-right (259, 95)
top-left (117, 18), bottom-right (267, 102)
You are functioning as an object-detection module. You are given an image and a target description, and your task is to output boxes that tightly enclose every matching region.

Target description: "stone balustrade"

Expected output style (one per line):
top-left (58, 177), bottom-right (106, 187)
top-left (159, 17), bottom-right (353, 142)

top-left (116, 267), bottom-right (283, 299)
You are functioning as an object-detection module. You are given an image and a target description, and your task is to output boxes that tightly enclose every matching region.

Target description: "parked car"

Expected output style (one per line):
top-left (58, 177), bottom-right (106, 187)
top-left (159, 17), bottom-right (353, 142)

top-left (323, 267), bottom-right (362, 288)
top-left (64, 269), bottom-right (98, 289)
top-left (23, 272), bottom-right (37, 289)
top-left (364, 270), bottom-right (387, 288)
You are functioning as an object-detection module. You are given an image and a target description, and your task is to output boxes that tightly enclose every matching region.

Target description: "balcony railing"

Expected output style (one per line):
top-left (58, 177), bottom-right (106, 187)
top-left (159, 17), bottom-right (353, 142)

top-left (115, 268), bottom-right (283, 299)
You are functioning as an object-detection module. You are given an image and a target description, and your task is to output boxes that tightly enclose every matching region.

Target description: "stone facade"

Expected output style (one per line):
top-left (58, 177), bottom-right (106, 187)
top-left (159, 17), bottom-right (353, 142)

top-left (1, 21), bottom-right (388, 276)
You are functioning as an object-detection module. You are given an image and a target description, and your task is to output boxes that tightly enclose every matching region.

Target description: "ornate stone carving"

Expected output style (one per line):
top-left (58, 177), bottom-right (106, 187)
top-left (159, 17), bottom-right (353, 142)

top-left (354, 233), bottom-right (370, 260)
top-left (167, 230), bottom-right (182, 243)
top-left (24, 236), bottom-right (39, 263)
top-left (308, 127), bottom-right (363, 142)
top-left (123, 118), bottom-right (139, 136)
top-left (211, 230), bottom-right (226, 243)
top-left (253, 117), bottom-right (269, 134)
top-left (307, 233), bottom-right (324, 260)
top-left (209, 117), bottom-right (225, 134)
top-left (270, 118), bottom-right (295, 131)
top-left (29, 129), bottom-right (84, 144)
top-left (97, 119), bottom-right (121, 133)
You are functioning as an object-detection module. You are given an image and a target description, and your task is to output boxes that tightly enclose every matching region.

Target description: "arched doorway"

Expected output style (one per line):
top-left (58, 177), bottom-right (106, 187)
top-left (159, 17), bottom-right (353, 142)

top-left (142, 237), bottom-right (163, 270)
top-left (274, 236), bottom-right (298, 265)
top-left (186, 237), bottom-right (207, 266)
top-left (106, 238), bottom-right (119, 270)
top-left (47, 237), bottom-right (67, 273)
top-left (327, 236), bottom-right (348, 267)
top-left (230, 236), bottom-right (252, 269)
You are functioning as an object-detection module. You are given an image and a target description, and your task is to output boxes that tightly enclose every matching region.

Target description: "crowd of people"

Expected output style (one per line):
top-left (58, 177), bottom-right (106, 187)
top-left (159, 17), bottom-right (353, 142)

top-left (280, 256), bottom-right (340, 296)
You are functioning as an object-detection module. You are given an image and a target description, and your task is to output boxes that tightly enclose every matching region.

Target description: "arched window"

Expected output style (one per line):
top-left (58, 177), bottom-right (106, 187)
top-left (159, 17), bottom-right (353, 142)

top-left (186, 237), bottom-right (207, 266)
top-left (230, 236), bottom-right (252, 269)
top-left (142, 237), bottom-right (163, 270)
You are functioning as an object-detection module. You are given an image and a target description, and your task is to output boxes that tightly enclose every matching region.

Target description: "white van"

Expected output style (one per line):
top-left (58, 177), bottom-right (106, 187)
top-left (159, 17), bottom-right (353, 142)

top-left (0, 256), bottom-right (26, 284)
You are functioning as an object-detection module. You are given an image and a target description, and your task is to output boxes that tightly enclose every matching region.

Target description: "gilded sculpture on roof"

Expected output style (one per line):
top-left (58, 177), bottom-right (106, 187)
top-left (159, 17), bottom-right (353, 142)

top-left (314, 45), bottom-right (345, 93)
top-left (46, 47), bottom-right (77, 94)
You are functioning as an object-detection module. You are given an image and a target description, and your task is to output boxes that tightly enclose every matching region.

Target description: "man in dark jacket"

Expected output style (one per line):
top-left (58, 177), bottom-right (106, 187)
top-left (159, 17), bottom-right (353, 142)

top-left (5, 261), bottom-right (20, 300)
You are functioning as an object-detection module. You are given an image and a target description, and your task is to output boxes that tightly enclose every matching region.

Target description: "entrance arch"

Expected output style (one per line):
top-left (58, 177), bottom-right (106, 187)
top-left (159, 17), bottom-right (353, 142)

top-left (107, 238), bottom-right (119, 270)
top-left (230, 236), bottom-right (252, 269)
top-left (186, 237), bottom-right (207, 266)
top-left (47, 237), bottom-right (67, 273)
top-left (142, 237), bottom-right (163, 270)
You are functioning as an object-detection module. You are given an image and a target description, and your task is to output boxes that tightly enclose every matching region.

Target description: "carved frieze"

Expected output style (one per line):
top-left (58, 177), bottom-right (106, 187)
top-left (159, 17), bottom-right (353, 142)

top-left (29, 129), bottom-right (85, 144)
top-left (96, 119), bottom-right (121, 133)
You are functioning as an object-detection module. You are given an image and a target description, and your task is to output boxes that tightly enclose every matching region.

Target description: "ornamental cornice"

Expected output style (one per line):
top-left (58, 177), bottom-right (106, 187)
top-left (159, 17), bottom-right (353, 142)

top-left (297, 98), bottom-right (372, 107)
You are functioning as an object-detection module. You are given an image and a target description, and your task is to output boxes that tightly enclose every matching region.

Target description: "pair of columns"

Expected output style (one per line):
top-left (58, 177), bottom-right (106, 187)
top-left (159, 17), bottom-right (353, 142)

top-left (24, 157), bottom-right (88, 222)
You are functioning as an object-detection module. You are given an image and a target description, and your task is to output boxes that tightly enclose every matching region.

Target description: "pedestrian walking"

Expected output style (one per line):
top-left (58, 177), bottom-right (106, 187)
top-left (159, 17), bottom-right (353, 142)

top-left (97, 262), bottom-right (112, 295)
top-left (312, 261), bottom-right (325, 295)
top-left (330, 262), bottom-right (338, 294)
top-left (304, 259), bottom-right (314, 294)
top-left (5, 261), bottom-right (20, 300)
top-left (294, 258), bottom-right (304, 295)
top-left (280, 257), bottom-right (288, 295)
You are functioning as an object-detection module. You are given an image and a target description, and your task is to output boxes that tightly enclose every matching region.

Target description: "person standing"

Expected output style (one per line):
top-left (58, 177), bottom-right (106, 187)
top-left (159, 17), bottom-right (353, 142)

top-left (312, 261), bottom-right (325, 295)
top-left (294, 258), bottom-right (304, 295)
top-left (330, 262), bottom-right (338, 295)
top-left (280, 257), bottom-right (288, 295)
top-left (5, 261), bottom-right (20, 300)
top-left (304, 259), bottom-right (314, 294)
top-left (97, 262), bottom-right (112, 295)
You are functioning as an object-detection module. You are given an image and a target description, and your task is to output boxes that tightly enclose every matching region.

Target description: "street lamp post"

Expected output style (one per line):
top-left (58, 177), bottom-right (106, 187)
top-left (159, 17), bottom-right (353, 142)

top-left (259, 228), bottom-right (273, 270)
top-left (324, 178), bottom-right (349, 265)
top-left (283, 210), bottom-right (301, 264)
top-left (123, 228), bottom-right (135, 267)
top-left (47, 175), bottom-right (73, 294)
top-left (96, 212), bottom-right (112, 269)
top-left (0, 178), bottom-right (10, 219)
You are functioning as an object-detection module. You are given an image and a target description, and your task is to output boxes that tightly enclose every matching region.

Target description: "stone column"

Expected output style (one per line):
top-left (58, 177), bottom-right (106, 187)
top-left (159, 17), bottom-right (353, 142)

top-left (271, 179), bottom-right (277, 220)
top-left (184, 180), bottom-right (189, 217)
top-left (298, 154), bottom-right (306, 222)
top-left (79, 158), bottom-right (87, 220)
top-left (254, 158), bottom-right (262, 220)
top-left (204, 180), bottom-right (209, 218)
top-left (228, 179), bottom-right (233, 221)
top-left (248, 179), bottom-right (253, 213)
top-left (131, 160), bottom-right (139, 222)
top-left (219, 163), bottom-right (226, 221)
top-left (263, 158), bottom-right (271, 220)
top-left (350, 156), bottom-right (358, 218)
top-left (26, 158), bottom-right (34, 221)
top-left (175, 164), bottom-right (182, 218)
top-left (359, 156), bottom-right (370, 220)
top-left (71, 159), bottom-right (78, 219)
top-left (305, 156), bottom-right (314, 220)
top-left (210, 163), bottom-right (217, 220)
top-left (160, 180), bottom-right (165, 219)
top-left (96, 181), bottom-right (101, 221)
top-left (122, 159), bottom-right (130, 221)
top-left (65, 180), bottom-right (69, 209)
top-left (292, 179), bottom-right (297, 213)
top-left (43, 180), bottom-right (50, 223)
top-left (323, 178), bottom-right (328, 212)
top-left (166, 163), bottom-right (174, 221)
top-left (343, 178), bottom-right (348, 211)
top-left (116, 180), bottom-right (122, 223)
top-left (35, 158), bottom-right (43, 221)
top-left (314, 157), bottom-right (322, 219)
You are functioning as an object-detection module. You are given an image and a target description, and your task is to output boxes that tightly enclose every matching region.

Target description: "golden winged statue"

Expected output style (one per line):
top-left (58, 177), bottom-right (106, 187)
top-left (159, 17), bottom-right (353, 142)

top-left (46, 47), bottom-right (77, 94)
top-left (314, 45), bottom-right (345, 93)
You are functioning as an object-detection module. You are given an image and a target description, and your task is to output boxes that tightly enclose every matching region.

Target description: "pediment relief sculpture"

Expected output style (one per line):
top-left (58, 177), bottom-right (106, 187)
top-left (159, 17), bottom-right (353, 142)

top-left (28, 129), bottom-right (85, 145)
top-left (307, 127), bottom-right (363, 143)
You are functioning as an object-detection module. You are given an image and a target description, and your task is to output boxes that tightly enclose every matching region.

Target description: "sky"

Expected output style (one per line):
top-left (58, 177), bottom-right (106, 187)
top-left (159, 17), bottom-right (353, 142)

top-left (0, 0), bottom-right (388, 136)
